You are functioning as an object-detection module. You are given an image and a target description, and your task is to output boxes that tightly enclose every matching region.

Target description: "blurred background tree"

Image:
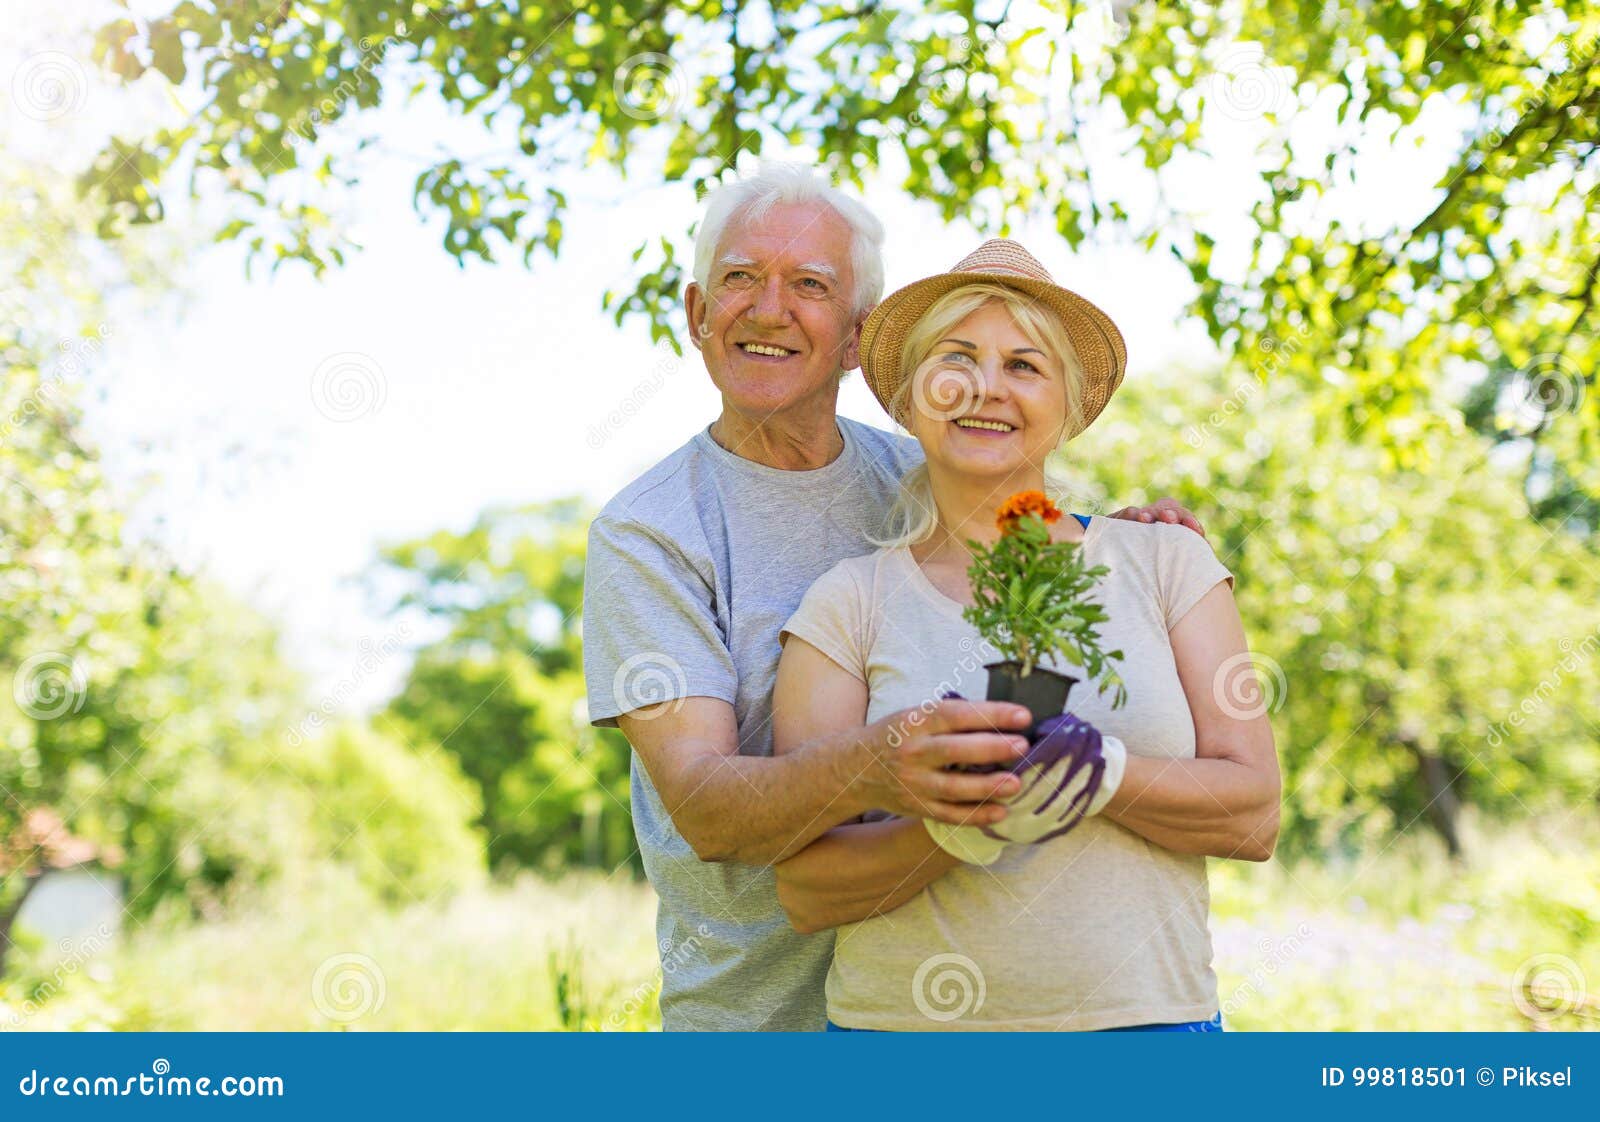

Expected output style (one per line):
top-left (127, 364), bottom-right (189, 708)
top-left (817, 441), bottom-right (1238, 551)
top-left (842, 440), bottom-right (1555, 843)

top-left (1, 154), bottom-right (484, 957)
top-left (84, 0), bottom-right (1599, 510)
top-left (6, 0), bottom-right (1598, 1030)
top-left (374, 502), bottom-right (636, 873)
top-left (1065, 366), bottom-right (1600, 859)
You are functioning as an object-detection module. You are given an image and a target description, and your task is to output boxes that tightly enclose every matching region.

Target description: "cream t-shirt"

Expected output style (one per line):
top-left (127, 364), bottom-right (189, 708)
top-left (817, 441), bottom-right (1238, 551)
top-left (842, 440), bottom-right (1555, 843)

top-left (780, 516), bottom-right (1234, 1031)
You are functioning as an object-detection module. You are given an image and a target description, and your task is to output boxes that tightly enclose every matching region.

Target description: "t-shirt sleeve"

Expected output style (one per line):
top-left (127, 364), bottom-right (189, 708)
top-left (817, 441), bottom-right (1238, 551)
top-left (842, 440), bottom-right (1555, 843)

top-left (1157, 524), bottom-right (1235, 630)
top-left (582, 513), bottom-right (737, 728)
top-left (779, 561), bottom-right (868, 683)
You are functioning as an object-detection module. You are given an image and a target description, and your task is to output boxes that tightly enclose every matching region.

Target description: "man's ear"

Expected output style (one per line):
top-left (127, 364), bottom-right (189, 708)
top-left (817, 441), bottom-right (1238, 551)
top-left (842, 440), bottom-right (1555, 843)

top-left (683, 281), bottom-right (707, 351)
top-left (841, 313), bottom-right (870, 372)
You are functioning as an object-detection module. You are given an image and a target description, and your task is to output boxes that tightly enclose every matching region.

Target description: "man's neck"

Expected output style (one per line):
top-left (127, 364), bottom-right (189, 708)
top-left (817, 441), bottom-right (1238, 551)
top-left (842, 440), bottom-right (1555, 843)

top-left (710, 402), bottom-right (845, 471)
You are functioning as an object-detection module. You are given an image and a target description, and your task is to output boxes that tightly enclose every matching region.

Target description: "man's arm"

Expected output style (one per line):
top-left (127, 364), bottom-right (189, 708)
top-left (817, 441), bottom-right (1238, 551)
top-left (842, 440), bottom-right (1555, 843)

top-left (760, 636), bottom-right (1025, 928)
top-left (1098, 581), bottom-right (1281, 860)
top-left (773, 818), bottom-right (958, 934)
top-left (590, 510), bottom-right (1031, 867)
top-left (620, 691), bottom-right (1031, 868)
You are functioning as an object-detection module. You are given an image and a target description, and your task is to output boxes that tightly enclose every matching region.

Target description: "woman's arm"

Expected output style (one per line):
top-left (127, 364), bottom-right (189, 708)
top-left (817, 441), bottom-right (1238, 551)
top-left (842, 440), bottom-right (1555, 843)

top-left (770, 637), bottom-right (976, 932)
top-left (1098, 581), bottom-right (1282, 861)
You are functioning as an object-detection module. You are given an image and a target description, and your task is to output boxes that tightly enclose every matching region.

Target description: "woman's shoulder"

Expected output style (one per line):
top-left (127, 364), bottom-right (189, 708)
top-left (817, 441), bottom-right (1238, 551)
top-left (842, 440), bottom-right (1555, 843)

top-left (1092, 516), bottom-right (1234, 626)
top-left (1091, 516), bottom-right (1225, 581)
top-left (1092, 514), bottom-right (1214, 555)
top-left (806, 546), bottom-right (903, 600)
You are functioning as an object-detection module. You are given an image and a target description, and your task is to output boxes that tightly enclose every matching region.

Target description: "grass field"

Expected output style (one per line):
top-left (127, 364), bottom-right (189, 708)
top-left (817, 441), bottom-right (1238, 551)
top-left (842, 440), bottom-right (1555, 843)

top-left (6, 816), bottom-right (1596, 1031)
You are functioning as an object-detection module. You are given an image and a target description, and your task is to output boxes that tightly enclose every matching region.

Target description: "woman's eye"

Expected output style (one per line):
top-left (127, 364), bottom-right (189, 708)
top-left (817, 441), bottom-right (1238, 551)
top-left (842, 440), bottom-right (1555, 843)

top-left (1010, 359), bottom-right (1040, 373)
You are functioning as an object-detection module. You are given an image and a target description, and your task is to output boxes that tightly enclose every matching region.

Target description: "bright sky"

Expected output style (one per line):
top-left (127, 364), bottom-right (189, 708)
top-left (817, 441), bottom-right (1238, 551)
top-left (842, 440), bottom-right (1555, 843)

top-left (7, 1), bottom-right (1469, 710)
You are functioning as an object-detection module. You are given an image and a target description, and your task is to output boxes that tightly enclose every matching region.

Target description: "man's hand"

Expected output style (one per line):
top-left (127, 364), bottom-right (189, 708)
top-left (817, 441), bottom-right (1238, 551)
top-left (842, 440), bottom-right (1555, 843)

top-left (855, 698), bottom-right (1033, 826)
top-left (1110, 497), bottom-right (1206, 539)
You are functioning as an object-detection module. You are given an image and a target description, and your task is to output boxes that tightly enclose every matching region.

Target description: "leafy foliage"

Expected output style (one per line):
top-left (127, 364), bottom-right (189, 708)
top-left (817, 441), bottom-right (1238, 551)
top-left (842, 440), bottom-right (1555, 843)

top-left (962, 496), bottom-right (1126, 704)
top-left (81, 1), bottom-right (1600, 503)
top-left (1, 155), bottom-right (483, 948)
top-left (373, 503), bottom-right (637, 874)
top-left (1063, 364), bottom-right (1600, 858)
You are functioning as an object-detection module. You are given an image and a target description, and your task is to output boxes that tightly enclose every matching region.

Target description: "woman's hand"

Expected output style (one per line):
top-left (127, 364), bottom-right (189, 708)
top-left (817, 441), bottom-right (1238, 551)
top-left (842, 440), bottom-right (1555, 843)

top-left (925, 721), bottom-right (1129, 865)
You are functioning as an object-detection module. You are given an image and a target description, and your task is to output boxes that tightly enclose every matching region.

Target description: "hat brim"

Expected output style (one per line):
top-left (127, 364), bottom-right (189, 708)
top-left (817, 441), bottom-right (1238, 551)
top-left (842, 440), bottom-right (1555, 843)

top-left (859, 270), bottom-right (1128, 440)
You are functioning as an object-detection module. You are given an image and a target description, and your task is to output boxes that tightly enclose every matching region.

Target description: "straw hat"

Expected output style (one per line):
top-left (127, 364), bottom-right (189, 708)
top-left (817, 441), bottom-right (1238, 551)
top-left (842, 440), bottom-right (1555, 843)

top-left (858, 239), bottom-right (1128, 439)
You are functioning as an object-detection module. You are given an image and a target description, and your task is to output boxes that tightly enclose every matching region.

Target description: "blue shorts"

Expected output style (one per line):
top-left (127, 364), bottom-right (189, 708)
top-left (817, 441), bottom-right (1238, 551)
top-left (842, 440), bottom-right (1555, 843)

top-left (826, 1012), bottom-right (1224, 1032)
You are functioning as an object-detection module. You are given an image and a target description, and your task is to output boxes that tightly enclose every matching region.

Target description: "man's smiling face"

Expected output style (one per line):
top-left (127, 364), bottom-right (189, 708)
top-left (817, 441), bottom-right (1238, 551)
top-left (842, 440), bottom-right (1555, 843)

top-left (684, 201), bottom-right (862, 420)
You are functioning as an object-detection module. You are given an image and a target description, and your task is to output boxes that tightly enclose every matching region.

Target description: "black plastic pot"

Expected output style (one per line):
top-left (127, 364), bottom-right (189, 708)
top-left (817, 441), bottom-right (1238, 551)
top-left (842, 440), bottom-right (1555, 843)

top-left (985, 661), bottom-right (1078, 732)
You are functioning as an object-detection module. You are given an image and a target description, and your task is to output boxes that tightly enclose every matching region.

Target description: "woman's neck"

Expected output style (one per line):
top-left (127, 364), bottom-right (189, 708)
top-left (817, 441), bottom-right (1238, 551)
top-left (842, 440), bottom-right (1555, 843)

top-left (915, 463), bottom-right (1065, 563)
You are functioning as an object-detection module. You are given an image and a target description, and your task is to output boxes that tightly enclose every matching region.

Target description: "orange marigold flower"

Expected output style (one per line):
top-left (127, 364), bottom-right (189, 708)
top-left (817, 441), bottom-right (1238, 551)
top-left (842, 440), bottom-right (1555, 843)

top-left (995, 490), bottom-right (1062, 533)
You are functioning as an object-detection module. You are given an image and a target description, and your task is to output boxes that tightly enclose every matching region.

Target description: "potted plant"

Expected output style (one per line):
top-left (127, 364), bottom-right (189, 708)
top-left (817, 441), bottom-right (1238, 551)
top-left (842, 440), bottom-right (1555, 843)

top-left (963, 490), bottom-right (1127, 729)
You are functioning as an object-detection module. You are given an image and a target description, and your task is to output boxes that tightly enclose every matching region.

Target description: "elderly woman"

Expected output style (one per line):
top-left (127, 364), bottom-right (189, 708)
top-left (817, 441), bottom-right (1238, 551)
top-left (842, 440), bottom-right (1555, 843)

top-left (770, 240), bottom-right (1281, 1031)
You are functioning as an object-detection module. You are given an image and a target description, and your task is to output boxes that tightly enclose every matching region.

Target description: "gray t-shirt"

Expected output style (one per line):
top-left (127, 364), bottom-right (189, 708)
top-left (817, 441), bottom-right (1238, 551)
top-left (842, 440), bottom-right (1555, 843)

top-left (582, 416), bottom-right (923, 1031)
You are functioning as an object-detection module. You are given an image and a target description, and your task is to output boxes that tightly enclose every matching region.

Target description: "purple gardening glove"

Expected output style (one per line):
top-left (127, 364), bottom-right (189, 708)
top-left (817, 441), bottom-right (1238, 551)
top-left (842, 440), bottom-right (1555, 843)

top-left (981, 713), bottom-right (1126, 844)
top-left (924, 694), bottom-right (1127, 865)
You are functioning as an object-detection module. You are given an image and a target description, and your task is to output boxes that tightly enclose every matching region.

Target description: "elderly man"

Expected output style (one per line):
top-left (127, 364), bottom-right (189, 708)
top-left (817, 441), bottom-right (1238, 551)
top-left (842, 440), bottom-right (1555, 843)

top-left (582, 163), bottom-right (1203, 1031)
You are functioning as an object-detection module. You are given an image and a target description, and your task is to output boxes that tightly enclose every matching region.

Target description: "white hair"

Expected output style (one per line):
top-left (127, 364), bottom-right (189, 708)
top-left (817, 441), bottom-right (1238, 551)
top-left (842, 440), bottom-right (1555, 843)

top-left (693, 162), bottom-right (886, 317)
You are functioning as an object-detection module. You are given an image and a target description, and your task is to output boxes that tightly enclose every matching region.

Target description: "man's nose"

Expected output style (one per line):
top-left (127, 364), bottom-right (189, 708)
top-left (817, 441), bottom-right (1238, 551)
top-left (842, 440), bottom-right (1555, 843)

top-left (748, 275), bottom-right (790, 325)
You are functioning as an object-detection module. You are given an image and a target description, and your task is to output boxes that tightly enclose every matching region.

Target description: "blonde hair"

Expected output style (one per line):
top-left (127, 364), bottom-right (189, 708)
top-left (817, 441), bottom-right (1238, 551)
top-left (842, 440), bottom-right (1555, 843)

top-left (876, 283), bottom-right (1086, 548)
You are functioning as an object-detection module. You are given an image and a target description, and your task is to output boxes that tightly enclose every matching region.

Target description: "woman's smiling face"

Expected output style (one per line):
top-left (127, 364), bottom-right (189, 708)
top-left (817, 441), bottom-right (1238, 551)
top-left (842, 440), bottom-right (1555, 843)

top-left (906, 300), bottom-right (1070, 483)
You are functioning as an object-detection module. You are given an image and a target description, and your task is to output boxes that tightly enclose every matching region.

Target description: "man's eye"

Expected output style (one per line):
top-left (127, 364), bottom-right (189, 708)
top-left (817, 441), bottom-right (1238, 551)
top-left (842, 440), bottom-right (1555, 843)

top-left (725, 270), bottom-right (754, 283)
top-left (800, 278), bottom-right (825, 290)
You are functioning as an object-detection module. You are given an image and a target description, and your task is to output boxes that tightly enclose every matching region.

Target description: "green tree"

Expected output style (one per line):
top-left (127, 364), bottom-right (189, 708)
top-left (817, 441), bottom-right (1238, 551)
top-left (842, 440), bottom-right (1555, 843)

top-left (1, 154), bottom-right (485, 955)
top-left (1063, 364), bottom-right (1600, 859)
top-left (83, 0), bottom-right (1600, 485)
top-left (374, 502), bottom-right (636, 873)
